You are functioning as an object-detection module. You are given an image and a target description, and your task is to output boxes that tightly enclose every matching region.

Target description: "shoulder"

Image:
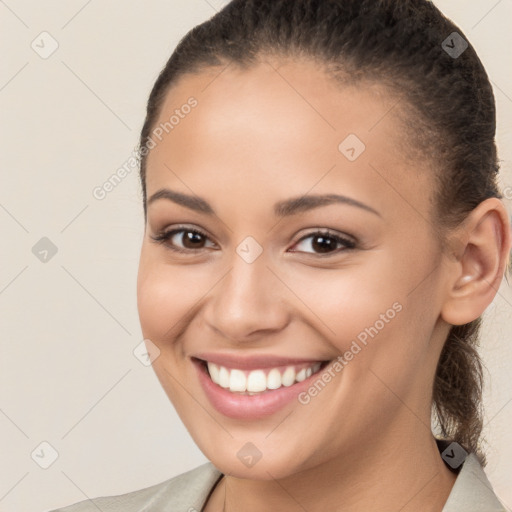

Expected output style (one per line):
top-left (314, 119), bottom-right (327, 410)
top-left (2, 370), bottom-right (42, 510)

top-left (47, 462), bottom-right (223, 512)
top-left (442, 453), bottom-right (507, 511)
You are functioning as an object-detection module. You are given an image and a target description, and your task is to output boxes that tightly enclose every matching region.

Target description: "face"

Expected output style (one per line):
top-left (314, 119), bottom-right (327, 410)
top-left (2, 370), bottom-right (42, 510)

top-left (137, 58), bottom-right (453, 479)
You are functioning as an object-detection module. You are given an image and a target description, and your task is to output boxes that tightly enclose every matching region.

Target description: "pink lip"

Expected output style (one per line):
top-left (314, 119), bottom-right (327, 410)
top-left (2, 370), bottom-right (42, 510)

top-left (193, 352), bottom-right (325, 370)
top-left (192, 357), bottom-right (330, 420)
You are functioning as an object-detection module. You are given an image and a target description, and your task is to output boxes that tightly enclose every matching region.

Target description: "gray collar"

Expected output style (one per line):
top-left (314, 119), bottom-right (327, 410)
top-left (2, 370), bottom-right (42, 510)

top-left (441, 453), bottom-right (507, 511)
top-left (145, 452), bottom-right (507, 511)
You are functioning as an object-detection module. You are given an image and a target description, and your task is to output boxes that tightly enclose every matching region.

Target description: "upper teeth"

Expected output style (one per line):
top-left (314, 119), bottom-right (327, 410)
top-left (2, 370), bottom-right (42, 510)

top-left (206, 362), bottom-right (322, 394)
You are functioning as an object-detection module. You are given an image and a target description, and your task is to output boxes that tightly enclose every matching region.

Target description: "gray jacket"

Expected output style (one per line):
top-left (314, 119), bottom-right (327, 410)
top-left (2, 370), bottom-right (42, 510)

top-left (48, 454), bottom-right (508, 511)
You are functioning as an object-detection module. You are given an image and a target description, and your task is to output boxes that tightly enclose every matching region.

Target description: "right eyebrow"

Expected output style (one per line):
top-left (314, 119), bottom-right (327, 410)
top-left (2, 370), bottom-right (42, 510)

top-left (147, 188), bottom-right (215, 215)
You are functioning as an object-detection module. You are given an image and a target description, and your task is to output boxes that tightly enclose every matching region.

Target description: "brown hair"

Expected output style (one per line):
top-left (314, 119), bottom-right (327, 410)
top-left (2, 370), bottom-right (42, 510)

top-left (138, 0), bottom-right (508, 465)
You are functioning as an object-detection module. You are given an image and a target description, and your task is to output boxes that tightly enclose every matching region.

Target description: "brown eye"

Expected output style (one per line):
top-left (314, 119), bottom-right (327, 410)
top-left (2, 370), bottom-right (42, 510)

top-left (290, 231), bottom-right (356, 255)
top-left (151, 227), bottom-right (216, 253)
top-left (178, 230), bottom-right (208, 249)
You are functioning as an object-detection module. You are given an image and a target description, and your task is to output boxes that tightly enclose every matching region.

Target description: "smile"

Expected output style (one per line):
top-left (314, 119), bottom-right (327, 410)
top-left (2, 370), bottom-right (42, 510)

top-left (205, 361), bottom-right (323, 394)
top-left (193, 355), bottom-right (332, 419)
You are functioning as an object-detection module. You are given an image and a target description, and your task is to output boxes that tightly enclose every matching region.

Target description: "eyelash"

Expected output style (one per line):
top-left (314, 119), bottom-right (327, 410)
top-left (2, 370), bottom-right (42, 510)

top-left (150, 225), bottom-right (357, 256)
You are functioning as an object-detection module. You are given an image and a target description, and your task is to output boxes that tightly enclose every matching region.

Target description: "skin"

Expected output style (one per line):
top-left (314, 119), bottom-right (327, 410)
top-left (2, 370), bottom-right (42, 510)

top-left (136, 58), bottom-right (511, 512)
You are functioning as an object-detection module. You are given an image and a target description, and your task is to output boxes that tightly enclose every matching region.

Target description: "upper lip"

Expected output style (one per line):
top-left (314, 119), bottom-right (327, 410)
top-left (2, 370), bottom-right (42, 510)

top-left (193, 352), bottom-right (329, 370)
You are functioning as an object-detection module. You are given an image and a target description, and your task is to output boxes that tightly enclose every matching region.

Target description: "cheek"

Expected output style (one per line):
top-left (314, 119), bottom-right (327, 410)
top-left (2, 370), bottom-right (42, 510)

top-left (283, 257), bottom-right (407, 349)
top-left (137, 272), bottom-right (177, 340)
top-left (137, 251), bottom-right (189, 341)
top-left (285, 250), bottom-right (437, 378)
top-left (136, 251), bottom-right (220, 344)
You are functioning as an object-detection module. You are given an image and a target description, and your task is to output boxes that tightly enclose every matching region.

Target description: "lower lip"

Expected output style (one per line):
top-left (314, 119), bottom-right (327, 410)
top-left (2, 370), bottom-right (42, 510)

top-left (193, 359), bottom-right (328, 420)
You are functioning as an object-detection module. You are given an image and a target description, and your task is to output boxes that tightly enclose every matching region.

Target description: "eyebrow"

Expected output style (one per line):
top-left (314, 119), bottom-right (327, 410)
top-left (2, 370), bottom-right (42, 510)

top-left (147, 188), bottom-right (381, 218)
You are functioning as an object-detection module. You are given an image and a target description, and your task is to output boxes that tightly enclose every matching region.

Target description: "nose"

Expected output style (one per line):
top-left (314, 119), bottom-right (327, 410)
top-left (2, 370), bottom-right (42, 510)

top-left (203, 249), bottom-right (290, 345)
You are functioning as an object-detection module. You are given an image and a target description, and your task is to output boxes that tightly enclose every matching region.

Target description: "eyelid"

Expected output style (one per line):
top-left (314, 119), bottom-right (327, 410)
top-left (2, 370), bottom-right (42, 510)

top-left (294, 228), bottom-right (356, 244)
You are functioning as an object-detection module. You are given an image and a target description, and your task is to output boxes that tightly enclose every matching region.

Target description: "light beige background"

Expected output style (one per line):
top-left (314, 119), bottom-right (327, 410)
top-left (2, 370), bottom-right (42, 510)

top-left (0, 1), bottom-right (511, 511)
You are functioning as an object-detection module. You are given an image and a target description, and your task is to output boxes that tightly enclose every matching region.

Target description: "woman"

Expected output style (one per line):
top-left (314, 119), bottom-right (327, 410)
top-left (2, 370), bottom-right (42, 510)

top-left (50, 0), bottom-right (511, 510)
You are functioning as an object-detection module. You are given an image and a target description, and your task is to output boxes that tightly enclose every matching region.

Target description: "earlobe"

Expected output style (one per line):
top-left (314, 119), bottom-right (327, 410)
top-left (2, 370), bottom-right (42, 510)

top-left (441, 198), bottom-right (512, 326)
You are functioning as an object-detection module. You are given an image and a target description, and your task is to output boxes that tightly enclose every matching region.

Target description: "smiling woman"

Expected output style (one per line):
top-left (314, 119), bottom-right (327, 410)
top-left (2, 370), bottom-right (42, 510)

top-left (50, 0), bottom-right (511, 511)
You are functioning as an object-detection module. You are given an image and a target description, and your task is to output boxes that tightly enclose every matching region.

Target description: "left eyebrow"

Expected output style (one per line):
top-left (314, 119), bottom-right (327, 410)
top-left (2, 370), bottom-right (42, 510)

top-left (273, 193), bottom-right (381, 218)
top-left (147, 188), bottom-right (381, 218)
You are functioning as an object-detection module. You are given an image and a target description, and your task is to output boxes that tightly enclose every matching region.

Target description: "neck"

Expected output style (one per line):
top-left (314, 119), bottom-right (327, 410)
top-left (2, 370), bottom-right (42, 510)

top-left (206, 427), bottom-right (457, 512)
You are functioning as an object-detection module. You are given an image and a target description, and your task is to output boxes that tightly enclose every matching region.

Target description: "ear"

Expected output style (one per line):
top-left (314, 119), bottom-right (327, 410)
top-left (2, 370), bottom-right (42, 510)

top-left (441, 198), bottom-right (512, 326)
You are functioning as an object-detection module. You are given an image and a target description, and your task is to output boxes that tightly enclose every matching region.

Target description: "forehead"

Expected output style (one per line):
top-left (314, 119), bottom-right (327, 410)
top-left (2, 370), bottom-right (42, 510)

top-left (145, 58), bottom-right (433, 221)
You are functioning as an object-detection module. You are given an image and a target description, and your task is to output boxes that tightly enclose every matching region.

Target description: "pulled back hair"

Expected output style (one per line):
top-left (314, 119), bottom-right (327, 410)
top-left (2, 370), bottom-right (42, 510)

top-left (139, 0), bottom-right (507, 465)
